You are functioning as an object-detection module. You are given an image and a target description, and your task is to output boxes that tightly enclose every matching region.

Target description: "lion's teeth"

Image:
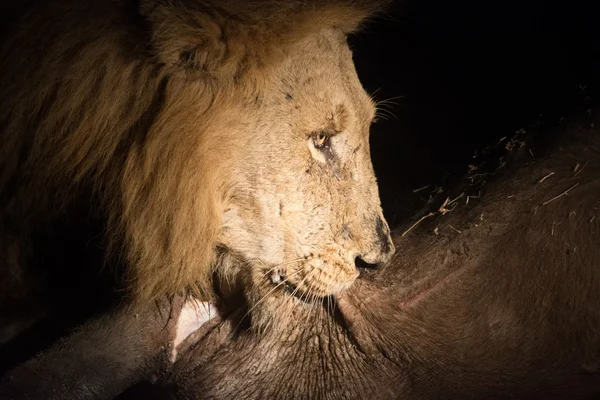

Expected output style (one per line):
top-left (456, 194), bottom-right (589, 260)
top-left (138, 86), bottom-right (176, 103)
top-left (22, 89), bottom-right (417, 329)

top-left (270, 270), bottom-right (283, 284)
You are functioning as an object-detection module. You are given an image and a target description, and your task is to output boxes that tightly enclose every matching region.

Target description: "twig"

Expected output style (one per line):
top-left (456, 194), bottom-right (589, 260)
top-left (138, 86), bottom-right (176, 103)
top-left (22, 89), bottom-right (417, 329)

top-left (551, 221), bottom-right (560, 236)
top-left (438, 196), bottom-right (458, 215)
top-left (574, 161), bottom-right (588, 176)
top-left (439, 196), bottom-right (449, 210)
top-left (466, 192), bottom-right (481, 205)
top-left (427, 187), bottom-right (445, 204)
top-left (467, 173), bottom-right (487, 181)
top-left (412, 184), bottom-right (431, 193)
top-left (447, 192), bottom-right (465, 206)
top-left (542, 183), bottom-right (580, 206)
top-left (401, 212), bottom-right (435, 237)
top-left (537, 172), bottom-right (555, 183)
top-left (494, 161), bottom-right (507, 173)
top-left (591, 216), bottom-right (596, 223)
top-left (448, 225), bottom-right (462, 234)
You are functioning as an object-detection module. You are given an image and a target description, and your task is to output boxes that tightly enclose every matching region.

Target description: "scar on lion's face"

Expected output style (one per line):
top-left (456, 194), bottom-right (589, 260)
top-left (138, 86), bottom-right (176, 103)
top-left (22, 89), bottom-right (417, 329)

top-left (217, 29), bottom-right (395, 301)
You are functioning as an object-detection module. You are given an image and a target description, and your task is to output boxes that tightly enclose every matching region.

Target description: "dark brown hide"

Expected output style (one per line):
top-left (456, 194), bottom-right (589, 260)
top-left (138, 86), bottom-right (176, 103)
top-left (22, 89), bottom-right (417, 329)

top-left (0, 297), bottom-right (186, 400)
top-left (161, 114), bottom-right (600, 399)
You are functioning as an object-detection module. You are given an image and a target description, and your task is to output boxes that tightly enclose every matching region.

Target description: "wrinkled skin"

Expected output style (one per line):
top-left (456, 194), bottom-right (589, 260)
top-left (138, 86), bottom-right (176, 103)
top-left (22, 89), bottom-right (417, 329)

top-left (0, 296), bottom-right (186, 400)
top-left (2, 111), bottom-right (599, 399)
top-left (0, 296), bottom-right (218, 400)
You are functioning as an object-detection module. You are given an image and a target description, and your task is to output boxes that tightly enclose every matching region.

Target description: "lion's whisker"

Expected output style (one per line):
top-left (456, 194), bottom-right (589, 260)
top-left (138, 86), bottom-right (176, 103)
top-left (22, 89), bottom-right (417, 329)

top-left (375, 95), bottom-right (404, 108)
top-left (262, 257), bottom-right (307, 275)
top-left (304, 269), bottom-right (325, 323)
top-left (271, 268), bottom-right (321, 328)
top-left (324, 296), bottom-right (332, 333)
top-left (242, 267), bottom-right (309, 329)
top-left (288, 268), bottom-right (318, 302)
top-left (374, 108), bottom-right (398, 122)
top-left (240, 276), bottom-right (293, 323)
top-left (317, 292), bottom-right (329, 336)
top-left (319, 264), bottom-right (346, 333)
top-left (235, 275), bottom-right (296, 333)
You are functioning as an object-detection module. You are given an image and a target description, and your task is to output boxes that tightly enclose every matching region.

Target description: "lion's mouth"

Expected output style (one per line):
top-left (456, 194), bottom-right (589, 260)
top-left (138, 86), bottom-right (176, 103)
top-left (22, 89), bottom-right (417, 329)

top-left (268, 268), bottom-right (301, 298)
top-left (267, 258), bottom-right (377, 302)
top-left (283, 281), bottom-right (299, 296)
top-left (273, 278), bottom-right (318, 303)
top-left (269, 270), bottom-right (309, 300)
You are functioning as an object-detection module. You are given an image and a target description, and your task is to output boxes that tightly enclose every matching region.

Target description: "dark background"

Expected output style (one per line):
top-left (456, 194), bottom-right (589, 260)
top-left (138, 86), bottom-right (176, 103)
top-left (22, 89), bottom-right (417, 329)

top-left (351, 0), bottom-right (599, 225)
top-left (1, 0), bottom-right (599, 377)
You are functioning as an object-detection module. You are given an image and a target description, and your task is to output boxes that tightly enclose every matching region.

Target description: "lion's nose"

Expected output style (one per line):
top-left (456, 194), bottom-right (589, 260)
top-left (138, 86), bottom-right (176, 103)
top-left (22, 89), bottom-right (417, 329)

top-left (357, 217), bottom-right (395, 267)
top-left (375, 217), bottom-right (394, 259)
top-left (366, 238), bottom-right (395, 265)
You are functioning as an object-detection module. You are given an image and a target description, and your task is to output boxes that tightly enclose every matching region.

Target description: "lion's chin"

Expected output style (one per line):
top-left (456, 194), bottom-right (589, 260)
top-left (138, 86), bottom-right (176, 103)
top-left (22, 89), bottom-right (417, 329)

top-left (278, 265), bottom-right (360, 301)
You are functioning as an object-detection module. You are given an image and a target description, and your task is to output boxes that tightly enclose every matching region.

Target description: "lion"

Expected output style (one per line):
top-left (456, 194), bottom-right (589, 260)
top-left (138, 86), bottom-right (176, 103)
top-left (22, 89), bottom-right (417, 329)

top-left (0, 0), bottom-right (395, 333)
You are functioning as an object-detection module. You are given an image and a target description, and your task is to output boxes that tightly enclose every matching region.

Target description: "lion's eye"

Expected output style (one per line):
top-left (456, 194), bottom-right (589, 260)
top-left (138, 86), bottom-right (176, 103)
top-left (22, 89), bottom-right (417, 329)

top-left (313, 132), bottom-right (329, 149)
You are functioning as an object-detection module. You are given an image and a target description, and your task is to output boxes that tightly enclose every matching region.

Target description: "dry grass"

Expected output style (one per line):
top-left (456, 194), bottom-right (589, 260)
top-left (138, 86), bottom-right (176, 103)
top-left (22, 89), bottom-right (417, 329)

top-left (537, 172), bottom-right (555, 183)
top-left (542, 183), bottom-right (580, 206)
top-left (401, 212), bottom-right (435, 237)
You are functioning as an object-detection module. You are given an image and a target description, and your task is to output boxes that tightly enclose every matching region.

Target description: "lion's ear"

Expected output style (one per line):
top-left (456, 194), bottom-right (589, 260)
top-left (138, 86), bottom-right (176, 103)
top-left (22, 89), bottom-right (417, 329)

top-left (139, 1), bottom-right (234, 75)
top-left (140, 0), bottom-right (391, 76)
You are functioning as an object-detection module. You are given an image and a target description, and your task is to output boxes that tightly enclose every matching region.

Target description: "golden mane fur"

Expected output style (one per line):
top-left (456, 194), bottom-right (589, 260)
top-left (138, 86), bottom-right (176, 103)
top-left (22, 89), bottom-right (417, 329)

top-left (0, 0), bottom-right (390, 304)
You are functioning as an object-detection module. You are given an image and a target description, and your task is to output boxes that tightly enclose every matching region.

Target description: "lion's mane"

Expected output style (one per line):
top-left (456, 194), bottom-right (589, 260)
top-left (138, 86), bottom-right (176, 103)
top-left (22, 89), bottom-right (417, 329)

top-left (0, 0), bottom-right (389, 303)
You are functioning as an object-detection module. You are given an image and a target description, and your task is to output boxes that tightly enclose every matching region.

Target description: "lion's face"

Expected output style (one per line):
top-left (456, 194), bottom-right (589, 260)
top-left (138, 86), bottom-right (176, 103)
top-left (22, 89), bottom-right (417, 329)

top-left (217, 29), bottom-right (394, 301)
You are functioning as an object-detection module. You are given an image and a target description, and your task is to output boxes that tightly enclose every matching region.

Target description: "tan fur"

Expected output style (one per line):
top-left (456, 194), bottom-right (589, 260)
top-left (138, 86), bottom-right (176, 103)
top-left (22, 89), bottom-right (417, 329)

top-left (0, 0), bottom-right (394, 320)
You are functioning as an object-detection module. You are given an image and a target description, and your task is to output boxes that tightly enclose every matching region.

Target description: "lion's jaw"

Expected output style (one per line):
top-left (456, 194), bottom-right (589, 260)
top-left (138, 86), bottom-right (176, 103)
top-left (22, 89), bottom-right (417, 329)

top-left (216, 28), bottom-right (394, 314)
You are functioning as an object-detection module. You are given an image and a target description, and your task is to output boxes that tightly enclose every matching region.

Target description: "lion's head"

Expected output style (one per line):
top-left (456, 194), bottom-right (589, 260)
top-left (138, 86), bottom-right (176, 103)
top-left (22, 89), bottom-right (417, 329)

top-left (0, 0), bottom-right (393, 326)
top-left (215, 32), bottom-right (397, 322)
